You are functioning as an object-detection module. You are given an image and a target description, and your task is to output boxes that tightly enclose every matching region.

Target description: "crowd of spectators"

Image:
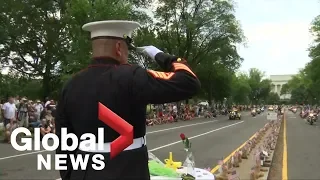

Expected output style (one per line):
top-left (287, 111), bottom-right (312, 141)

top-left (0, 96), bottom-right (56, 143)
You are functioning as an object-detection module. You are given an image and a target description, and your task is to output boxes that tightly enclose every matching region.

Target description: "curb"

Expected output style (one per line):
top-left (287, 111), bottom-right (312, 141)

top-left (210, 133), bottom-right (256, 173)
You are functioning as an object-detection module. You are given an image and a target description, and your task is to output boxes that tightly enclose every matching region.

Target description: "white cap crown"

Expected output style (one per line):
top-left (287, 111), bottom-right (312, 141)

top-left (82, 20), bottom-right (141, 39)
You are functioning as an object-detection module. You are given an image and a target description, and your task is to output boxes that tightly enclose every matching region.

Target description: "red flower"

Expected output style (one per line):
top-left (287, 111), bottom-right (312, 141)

top-left (180, 133), bottom-right (186, 140)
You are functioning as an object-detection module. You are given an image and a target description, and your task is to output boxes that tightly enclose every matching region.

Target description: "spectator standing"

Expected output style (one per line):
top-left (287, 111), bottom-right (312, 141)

top-left (34, 100), bottom-right (44, 121)
top-left (1, 97), bottom-right (17, 128)
top-left (17, 97), bottom-right (29, 128)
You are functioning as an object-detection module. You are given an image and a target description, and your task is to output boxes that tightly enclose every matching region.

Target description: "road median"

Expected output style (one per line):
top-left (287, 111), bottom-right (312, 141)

top-left (211, 115), bottom-right (283, 180)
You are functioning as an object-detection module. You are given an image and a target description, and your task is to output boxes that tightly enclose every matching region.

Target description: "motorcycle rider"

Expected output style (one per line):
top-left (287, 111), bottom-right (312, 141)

top-left (277, 105), bottom-right (282, 115)
top-left (211, 106), bottom-right (217, 117)
top-left (232, 106), bottom-right (239, 116)
top-left (251, 107), bottom-right (256, 116)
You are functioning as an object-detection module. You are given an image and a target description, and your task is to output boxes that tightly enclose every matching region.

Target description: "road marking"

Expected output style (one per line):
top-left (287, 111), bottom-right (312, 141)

top-left (147, 120), bottom-right (217, 134)
top-left (210, 130), bottom-right (256, 173)
top-left (0, 120), bottom-right (219, 161)
top-left (282, 113), bottom-right (288, 180)
top-left (149, 121), bottom-right (244, 152)
top-left (0, 150), bottom-right (48, 161)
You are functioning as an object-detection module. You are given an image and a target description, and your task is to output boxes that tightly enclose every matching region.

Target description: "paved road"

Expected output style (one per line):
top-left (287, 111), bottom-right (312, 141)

top-left (0, 111), bottom-right (269, 180)
top-left (286, 111), bottom-right (320, 180)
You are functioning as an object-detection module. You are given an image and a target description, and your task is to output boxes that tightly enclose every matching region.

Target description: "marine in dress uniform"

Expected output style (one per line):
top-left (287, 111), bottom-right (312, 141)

top-left (55, 20), bottom-right (201, 180)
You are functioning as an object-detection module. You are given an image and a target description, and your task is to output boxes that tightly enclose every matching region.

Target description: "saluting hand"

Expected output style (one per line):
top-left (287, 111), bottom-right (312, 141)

top-left (136, 46), bottom-right (163, 60)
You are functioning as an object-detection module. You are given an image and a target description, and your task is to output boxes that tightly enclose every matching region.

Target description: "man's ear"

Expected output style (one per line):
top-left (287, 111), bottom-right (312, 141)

top-left (115, 41), bottom-right (122, 56)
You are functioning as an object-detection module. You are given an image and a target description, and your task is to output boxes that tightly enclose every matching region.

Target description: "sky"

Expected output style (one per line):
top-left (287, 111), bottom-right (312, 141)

top-left (235, 0), bottom-right (320, 76)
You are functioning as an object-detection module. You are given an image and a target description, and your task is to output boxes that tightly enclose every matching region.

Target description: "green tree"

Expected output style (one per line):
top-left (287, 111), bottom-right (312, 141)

top-left (153, 0), bottom-right (245, 68)
top-left (266, 92), bottom-right (280, 104)
top-left (280, 83), bottom-right (290, 95)
top-left (259, 79), bottom-right (272, 102)
top-left (0, 0), bottom-right (248, 102)
top-left (0, 73), bottom-right (42, 100)
top-left (0, 0), bottom-right (150, 99)
top-left (231, 72), bottom-right (251, 104)
top-left (285, 70), bottom-right (313, 104)
top-left (298, 14), bottom-right (320, 104)
top-left (196, 55), bottom-right (235, 104)
top-left (152, 0), bottom-right (245, 103)
top-left (0, 0), bottom-right (69, 98)
top-left (247, 68), bottom-right (272, 103)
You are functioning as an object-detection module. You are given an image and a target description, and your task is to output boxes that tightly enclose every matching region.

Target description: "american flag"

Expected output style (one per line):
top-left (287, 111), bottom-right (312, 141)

top-left (255, 151), bottom-right (260, 160)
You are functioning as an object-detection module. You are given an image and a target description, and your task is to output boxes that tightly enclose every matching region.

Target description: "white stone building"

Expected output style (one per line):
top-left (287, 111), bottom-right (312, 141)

top-left (270, 74), bottom-right (295, 100)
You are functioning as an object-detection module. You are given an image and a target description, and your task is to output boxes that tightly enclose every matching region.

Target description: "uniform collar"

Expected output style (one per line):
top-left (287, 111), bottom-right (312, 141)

top-left (91, 57), bottom-right (120, 65)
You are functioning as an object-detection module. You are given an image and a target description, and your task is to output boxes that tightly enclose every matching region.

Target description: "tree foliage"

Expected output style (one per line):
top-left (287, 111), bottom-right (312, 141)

top-left (282, 14), bottom-right (320, 105)
top-left (0, 0), bottom-right (150, 99)
top-left (231, 72), bottom-right (251, 104)
top-left (0, 73), bottom-right (42, 100)
top-left (0, 0), bottom-right (250, 103)
top-left (280, 83), bottom-right (289, 95)
top-left (266, 92), bottom-right (280, 104)
top-left (229, 68), bottom-right (273, 105)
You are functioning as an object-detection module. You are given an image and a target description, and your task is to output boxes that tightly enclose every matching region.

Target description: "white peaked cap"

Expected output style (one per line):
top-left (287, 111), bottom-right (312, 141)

top-left (82, 20), bottom-right (141, 39)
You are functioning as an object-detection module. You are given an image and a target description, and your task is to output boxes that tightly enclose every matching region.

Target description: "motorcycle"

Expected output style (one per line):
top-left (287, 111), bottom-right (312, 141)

top-left (204, 111), bottom-right (213, 118)
top-left (301, 111), bottom-right (309, 119)
top-left (220, 109), bottom-right (228, 116)
top-left (314, 113), bottom-right (318, 121)
top-left (251, 109), bottom-right (256, 117)
top-left (229, 111), bottom-right (241, 120)
top-left (292, 108), bottom-right (297, 113)
top-left (229, 111), bottom-right (235, 120)
top-left (307, 113), bottom-right (317, 125)
top-left (257, 109), bottom-right (261, 114)
top-left (211, 110), bottom-right (217, 118)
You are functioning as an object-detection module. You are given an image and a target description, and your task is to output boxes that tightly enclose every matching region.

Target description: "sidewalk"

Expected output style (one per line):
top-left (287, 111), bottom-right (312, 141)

top-left (285, 112), bottom-right (320, 179)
